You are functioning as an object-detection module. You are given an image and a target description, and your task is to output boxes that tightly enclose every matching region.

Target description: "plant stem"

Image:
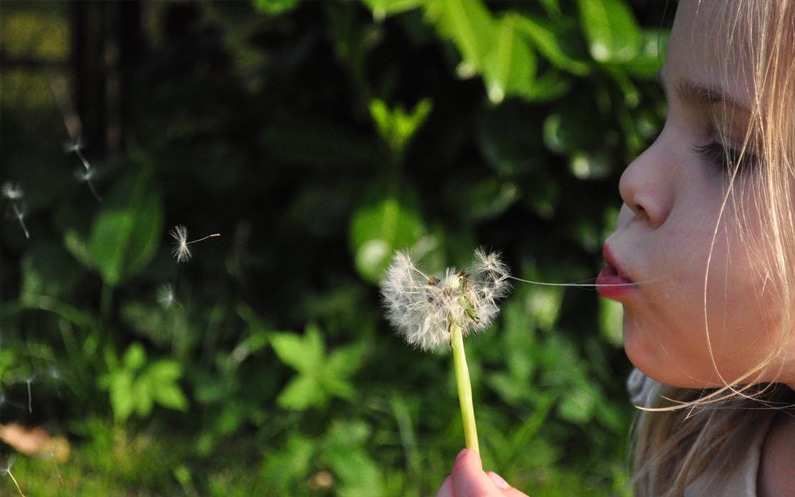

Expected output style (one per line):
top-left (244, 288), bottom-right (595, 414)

top-left (450, 321), bottom-right (479, 454)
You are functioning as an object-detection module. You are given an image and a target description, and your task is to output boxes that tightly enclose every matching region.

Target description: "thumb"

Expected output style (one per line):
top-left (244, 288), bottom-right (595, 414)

top-left (451, 449), bottom-right (529, 497)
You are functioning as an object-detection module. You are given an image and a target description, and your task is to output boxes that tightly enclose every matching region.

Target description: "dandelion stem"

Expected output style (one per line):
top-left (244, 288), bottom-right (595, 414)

top-left (450, 320), bottom-right (479, 454)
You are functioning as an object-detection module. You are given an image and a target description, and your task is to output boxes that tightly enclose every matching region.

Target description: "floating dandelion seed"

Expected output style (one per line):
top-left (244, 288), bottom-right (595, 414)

top-left (2, 182), bottom-right (30, 239)
top-left (169, 225), bottom-right (221, 263)
top-left (1, 456), bottom-right (25, 497)
top-left (381, 248), bottom-right (511, 453)
top-left (157, 283), bottom-right (182, 310)
top-left (1, 182), bottom-right (23, 201)
top-left (11, 203), bottom-right (30, 240)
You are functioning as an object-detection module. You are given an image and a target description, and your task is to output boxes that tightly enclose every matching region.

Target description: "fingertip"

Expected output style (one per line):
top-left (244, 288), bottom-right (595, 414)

top-left (487, 471), bottom-right (511, 490)
top-left (454, 448), bottom-right (483, 470)
top-left (435, 475), bottom-right (454, 497)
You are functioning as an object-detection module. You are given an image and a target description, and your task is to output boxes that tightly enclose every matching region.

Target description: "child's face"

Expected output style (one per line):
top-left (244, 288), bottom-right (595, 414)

top-left (599, 0), bottom-right (792, 388)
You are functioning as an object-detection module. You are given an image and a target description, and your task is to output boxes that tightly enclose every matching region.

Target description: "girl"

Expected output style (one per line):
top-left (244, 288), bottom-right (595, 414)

top-left (436, 1), bottom-right (795, 495)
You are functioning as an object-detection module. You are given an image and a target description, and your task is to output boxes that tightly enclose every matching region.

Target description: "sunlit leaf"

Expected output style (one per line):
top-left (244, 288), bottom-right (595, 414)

top-left (349, 197), bottom-right (427, 284)
top-left (482, 15), bottom-right (536, 104)
top-left (577, 0), bottom-right (642, 63)
top-left (424, 0), bottom-right (495, 77)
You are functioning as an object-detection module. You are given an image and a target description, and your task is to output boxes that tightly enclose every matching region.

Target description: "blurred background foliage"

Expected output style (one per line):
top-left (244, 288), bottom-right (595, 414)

top-left (0, 0), bottom-right (670, 495)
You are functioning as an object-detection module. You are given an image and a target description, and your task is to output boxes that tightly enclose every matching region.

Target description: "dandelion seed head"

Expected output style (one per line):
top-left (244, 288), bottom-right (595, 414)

top-left (381, 249), bottom-right (511, 353)
top-left (170, 225), bottom-right (192, 263)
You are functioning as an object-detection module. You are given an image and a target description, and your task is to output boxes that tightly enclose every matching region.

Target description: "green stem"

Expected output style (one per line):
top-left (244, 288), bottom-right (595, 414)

top-left (450, 321), bottom-right (479, 454)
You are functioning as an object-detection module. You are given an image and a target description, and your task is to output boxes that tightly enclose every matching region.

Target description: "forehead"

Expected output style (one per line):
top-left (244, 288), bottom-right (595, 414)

top-left (664, 0), bottom-right (755, 109)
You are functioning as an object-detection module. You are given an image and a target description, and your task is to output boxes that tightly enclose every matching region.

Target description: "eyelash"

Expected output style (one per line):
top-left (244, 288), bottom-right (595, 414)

top-left (693, 142), bottom-right (759, 174)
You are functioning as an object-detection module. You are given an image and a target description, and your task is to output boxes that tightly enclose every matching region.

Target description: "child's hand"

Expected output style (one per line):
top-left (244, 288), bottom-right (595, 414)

top-left (435, 449), bottom-right (530, 497)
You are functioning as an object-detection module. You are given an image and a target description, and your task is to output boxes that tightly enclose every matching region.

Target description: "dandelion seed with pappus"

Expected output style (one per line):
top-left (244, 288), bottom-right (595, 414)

top-left (169, 225), bottom-right (220, 263)
top-left (2, 456), bottom-right (25, 497)
top-left (157, 283), bottom-right (182, 310)
top-left (1, 182), bottom-right (23, 201)
top-left (381, 248), bottom-right (511, 453)
top-left (2, 182), bottom-right (30, 239)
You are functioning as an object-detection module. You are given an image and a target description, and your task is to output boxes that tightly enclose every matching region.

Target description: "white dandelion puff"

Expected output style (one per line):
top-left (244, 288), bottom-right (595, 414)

top-left (380, 249), bottom-right (511, 353)
top-left (169, 224), bottom-right (221, 263)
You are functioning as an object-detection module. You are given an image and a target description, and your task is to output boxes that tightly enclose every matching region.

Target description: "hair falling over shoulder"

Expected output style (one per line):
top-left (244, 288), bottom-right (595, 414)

top-left (631, 2), bottom-right (795, 496)
top-left (630, 384), bottom-right (794, 497)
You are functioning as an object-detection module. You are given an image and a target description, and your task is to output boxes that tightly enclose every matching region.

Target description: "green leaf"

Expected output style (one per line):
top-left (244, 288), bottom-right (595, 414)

top-left (369, 98), bottom-right (433, 163)
top-left (456, 178), bottom-right (520, 221)
top-left (152, 380), bottom-right (189, 412)
top-left (349, 197), bottom-right (427, 284)
top-left (277, 375), bottom-right (326, 410)
top-left (271, 326), bottom-right (324, 373)
top-left (64, 229), bottom-right (95, 271)
top-left (622, 29), bottom-right (668, 77)
top-left (424, 0), bottom-right (495, 77)
top-left (109, 373), bottom-right (135, 422)
top-left (322, 421), bottom-right (383, 497)
top-left (512, 13), bottom-right (590, 75)
top-left (577, 0), bottom-right (642, 63)
top-left (252, 0), bottom-right (301, 15)
top-left (361, 0), bottom-right (423, 20)
top-left (482, 15), bottom-right (537, 104)
top-left (599, 297), bottom-right (624, 347)
top-left (123, 342), bottom-right (147, 371)
top-left (87, 165), bottom-right (163, 287)
top-left (273, 324), bottom-right (364, 411)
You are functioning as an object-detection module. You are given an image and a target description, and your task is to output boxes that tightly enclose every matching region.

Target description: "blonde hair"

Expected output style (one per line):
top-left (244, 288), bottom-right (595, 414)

top-left (632, 2), bottom-right (795, 495)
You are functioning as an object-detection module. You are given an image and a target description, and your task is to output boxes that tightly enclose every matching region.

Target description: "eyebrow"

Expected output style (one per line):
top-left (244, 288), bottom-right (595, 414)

top-left (658, 72), bottom-right (751, 114)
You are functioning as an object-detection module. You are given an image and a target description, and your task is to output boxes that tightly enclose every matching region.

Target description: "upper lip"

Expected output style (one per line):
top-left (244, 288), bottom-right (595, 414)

top-left (602, 243), bottom-right (631, 281)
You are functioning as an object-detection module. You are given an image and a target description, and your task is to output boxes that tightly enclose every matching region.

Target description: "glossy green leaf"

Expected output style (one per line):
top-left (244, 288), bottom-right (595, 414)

top-left (577, 0), bottom-right (642, 63)
top-left (482, 15), bottom-right (536, 104)
top-left (424, 0), bottom-right (495, 77)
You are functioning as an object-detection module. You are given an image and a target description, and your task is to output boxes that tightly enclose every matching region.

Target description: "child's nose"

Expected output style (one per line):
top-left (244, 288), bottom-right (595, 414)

top-left (618, 135), bottom-right (673, 228)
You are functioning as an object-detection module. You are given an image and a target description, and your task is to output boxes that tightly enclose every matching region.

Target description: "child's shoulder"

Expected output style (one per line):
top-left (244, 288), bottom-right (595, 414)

top-left (758, 410), bottom-right (795, 497)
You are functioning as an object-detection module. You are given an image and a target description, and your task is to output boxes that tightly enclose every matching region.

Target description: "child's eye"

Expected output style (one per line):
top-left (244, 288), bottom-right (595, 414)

top-left (693, 142), bottom-right (759, 174)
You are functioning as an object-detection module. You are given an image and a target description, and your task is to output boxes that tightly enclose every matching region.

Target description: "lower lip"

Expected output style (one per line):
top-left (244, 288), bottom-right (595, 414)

top-left (596, 266), bottom-right (636, 300)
